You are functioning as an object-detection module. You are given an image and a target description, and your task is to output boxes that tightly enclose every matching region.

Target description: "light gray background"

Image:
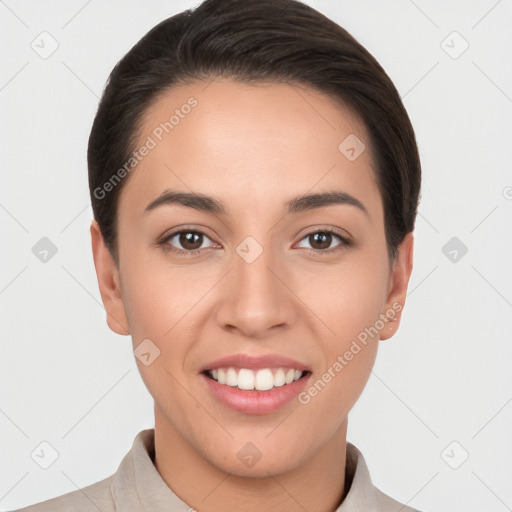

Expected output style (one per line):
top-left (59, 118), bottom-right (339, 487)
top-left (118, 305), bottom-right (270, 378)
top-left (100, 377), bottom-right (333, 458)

top-left (1, 1), bottom-right (511, 511)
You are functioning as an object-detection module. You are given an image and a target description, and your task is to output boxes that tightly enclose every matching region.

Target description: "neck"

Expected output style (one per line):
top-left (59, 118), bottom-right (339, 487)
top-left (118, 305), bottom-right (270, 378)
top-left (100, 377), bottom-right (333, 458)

top-left (153, 406), bottom-right (348, 512)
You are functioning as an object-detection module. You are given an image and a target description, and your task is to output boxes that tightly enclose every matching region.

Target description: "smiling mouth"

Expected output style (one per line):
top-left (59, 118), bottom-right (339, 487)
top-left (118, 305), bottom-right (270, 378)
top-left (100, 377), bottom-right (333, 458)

top-left (202, 367), bottom-right (312, 391)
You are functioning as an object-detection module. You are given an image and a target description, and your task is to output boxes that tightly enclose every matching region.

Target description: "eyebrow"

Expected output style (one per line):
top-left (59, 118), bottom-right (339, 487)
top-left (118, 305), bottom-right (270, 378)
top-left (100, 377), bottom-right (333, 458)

top-left (144, 189), bottom-right (369, 218)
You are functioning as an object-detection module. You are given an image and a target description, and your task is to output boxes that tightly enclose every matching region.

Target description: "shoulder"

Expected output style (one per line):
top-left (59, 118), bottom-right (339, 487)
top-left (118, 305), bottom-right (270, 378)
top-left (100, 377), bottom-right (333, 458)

top-left (373, 486), bottom-right (424, 512)
top-left (14, 474), bottom-right (115, 512)
top-left (343, 443), bottom-right (425, 512)
top-left (14, 428), bottom-right (158, 512)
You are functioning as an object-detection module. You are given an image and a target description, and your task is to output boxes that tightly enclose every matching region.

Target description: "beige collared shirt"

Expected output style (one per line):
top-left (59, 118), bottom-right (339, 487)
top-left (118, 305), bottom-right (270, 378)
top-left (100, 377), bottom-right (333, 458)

top-left (17, 428), bottom-right (422, 512)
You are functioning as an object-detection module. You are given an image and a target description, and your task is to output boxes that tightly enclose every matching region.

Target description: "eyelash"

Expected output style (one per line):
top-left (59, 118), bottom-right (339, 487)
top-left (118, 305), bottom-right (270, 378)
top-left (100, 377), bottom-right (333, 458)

top-left (158, 227), bottom-right (353, 257)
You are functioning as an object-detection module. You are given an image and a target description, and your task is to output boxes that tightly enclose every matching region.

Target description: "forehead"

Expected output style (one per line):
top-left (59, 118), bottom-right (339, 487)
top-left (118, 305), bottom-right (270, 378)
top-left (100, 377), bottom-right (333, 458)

top-left (118, 78), bottom-right (382, 224)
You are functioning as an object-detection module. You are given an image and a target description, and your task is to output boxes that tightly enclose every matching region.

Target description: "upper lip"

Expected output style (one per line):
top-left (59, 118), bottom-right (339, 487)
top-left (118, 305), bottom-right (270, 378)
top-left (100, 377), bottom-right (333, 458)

top-left (201, 353), bottom-right (311, 373)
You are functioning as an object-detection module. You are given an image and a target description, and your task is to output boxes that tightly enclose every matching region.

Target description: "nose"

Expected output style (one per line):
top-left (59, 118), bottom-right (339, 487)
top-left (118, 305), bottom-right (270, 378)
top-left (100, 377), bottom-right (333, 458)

top-left (214, 237), bottom-right (298, 338)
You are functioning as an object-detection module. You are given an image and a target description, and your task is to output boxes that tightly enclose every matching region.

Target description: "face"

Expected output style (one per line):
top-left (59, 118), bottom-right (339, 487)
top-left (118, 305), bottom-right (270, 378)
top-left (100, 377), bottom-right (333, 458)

top-left (91, 78), bottom-right (413, 477)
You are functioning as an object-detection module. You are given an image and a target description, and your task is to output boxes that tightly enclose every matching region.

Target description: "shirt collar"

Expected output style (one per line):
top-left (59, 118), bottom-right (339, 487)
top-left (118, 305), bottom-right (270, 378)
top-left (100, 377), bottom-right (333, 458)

top-left (110, 428), bottom-right (383, 511)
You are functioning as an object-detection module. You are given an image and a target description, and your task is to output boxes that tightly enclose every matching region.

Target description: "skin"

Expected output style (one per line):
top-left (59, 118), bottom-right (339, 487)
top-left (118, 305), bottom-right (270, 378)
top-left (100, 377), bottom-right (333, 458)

top-left (91, 78), bottom-right (414, 512)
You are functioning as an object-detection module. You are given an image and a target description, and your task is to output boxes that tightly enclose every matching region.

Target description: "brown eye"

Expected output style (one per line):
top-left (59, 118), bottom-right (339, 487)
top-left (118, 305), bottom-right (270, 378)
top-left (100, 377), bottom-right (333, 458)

top-left (176, 231), bottom-right (204, 251)
top-left (308, 232), bottom-right (334, 250)
top-left (162, 229), bottom-right (216, 255)
top-left (296, 228), bottom-right (352, 254)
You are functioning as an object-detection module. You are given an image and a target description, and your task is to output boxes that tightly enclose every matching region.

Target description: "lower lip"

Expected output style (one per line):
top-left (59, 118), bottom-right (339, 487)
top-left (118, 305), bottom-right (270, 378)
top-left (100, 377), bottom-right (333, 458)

top-left (199, 372), bottom-right (311, 415)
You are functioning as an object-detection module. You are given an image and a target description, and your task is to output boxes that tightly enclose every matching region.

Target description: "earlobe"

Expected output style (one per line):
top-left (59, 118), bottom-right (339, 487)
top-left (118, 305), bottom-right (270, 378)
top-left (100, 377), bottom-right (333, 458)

top-left (379, 232), bottom-right (414, 341)
top-left (90, 220), bottom-right (130, 336)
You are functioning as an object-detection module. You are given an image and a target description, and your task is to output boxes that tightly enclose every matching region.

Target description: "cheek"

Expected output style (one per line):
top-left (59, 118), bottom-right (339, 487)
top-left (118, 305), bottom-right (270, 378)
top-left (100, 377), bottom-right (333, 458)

top-left (296, 294), bottom-right (381, 440)
top-left (292, 250), bottom-right (386, 411)
top-left (293, 252), bottom-right (388, 340)
top-left (119, 253), bottom-right (216, 401)
top-left (119, 247), bottom-right (210, 340)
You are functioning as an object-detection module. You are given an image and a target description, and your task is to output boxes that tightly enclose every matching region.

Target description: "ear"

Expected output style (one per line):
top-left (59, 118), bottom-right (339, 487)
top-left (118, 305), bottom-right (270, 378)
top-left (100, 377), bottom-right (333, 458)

top-left (379, 232), bottom-right (414, 341)
top-left (90, 220), bottom-right (130, 335)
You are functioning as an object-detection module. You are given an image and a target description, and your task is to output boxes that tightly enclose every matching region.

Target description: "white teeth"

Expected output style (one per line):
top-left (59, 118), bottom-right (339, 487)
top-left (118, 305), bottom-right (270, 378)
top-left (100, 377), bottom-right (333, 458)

top-left (274, 368), bottom-right (286, 387)
top-left (225, 368), bottom-right (238, 387)
top-left (255, 369), bottom-right (273, 391)
top-left (208, 367), bottom-right (306, 390)
top-left (238, 368), bottom-right (255, 390)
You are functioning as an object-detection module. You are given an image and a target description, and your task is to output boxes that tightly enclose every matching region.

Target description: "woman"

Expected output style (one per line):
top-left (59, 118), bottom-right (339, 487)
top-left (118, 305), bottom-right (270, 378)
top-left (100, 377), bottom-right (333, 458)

top-left (19, 0), bottom-right (422, 510)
